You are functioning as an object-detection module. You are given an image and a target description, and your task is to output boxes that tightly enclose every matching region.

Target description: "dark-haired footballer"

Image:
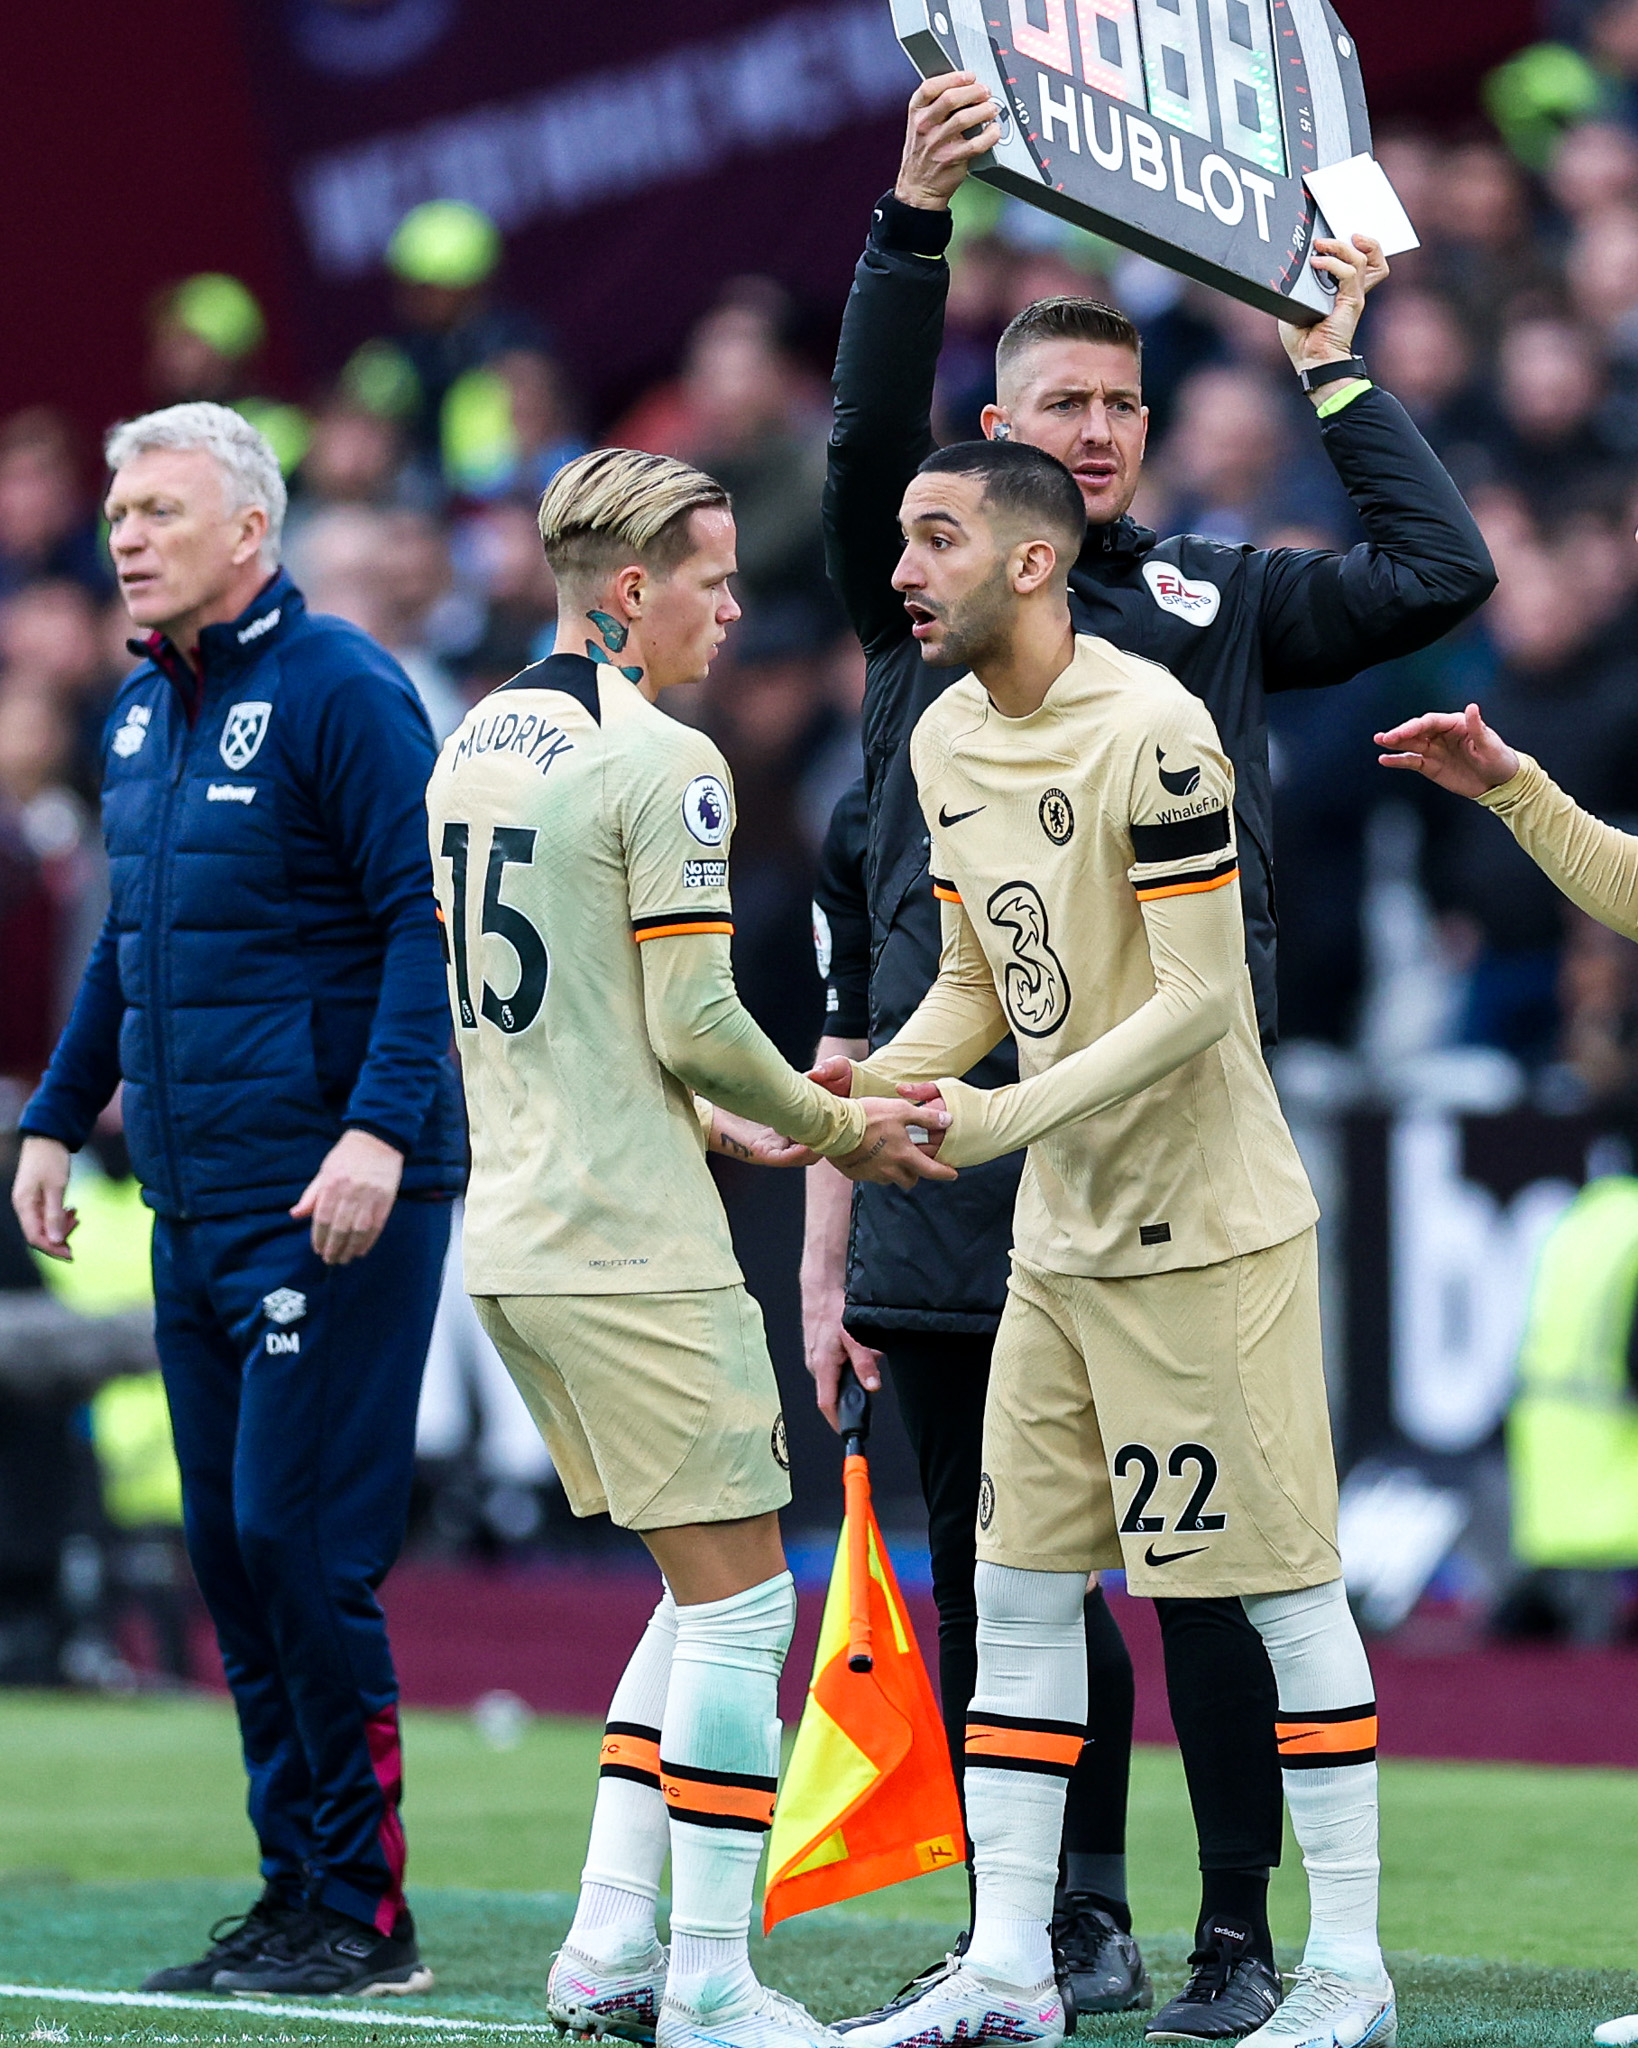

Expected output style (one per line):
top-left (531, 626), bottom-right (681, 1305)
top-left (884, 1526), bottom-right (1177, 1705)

top-left (824, 438), bottom-right (1389, 2048)
top-left (801, 71), bottom-right (1496, 2044)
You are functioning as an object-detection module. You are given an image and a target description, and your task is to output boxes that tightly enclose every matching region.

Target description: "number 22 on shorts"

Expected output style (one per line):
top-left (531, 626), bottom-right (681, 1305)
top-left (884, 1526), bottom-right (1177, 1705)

top-left (1114, 1441), bottom-right (1228, 1536)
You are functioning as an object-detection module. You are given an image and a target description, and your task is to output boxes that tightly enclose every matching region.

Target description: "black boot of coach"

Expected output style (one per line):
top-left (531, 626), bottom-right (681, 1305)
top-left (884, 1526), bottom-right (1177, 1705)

top-left (140, 1886), bottom-right (305, 1993)
top-left (1145, 1919), bottom-right (1281, 2043)
top-left (215, 1901), bottom-right (434, 1997)
top-left (1051, 1887), bottom-right (1152, 2014)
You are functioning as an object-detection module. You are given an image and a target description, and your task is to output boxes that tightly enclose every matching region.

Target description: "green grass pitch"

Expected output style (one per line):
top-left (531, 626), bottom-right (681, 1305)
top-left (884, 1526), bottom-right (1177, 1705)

top-left (0, 1693), bottom-right (1634, 2045)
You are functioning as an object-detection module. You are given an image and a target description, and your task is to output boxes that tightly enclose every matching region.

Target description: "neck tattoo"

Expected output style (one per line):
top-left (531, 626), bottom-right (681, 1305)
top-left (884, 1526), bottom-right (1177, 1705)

top-left (586, 608), bottom-right (643, 683)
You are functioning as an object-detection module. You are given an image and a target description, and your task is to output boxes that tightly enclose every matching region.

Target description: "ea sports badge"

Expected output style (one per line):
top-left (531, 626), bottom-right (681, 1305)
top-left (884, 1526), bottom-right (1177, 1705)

top-left (888, 0), bottom-right (1390, 323)
top-left (1142, 559), bottom-right (1221, 627)
top-left (682, 774), bottom-right (730, 846)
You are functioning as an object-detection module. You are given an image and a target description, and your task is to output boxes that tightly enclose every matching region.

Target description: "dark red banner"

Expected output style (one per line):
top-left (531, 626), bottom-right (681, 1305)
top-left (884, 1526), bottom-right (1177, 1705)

top-left (231, 0), bottom-right (917, 419)
top-left (3, 0), bottom-right (1541, 449)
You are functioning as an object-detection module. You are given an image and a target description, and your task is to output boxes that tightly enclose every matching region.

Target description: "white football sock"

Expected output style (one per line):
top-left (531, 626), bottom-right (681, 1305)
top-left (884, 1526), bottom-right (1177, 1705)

top-left (963, 1564), bottom-right (1088, 1990)
top-left (569, 1584), bottom-right (677, 1964)
top-left (661, 1572), bottom-right (795, 2013)
top-left (1242, 1578), bottom-right (1383, 1981)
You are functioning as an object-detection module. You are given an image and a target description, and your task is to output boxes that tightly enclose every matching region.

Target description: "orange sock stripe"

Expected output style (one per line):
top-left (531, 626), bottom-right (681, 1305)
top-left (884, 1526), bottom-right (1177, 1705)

top-left (1276, 1710), bottom-right (1378, 1766)
top-left (599, 1724), bottom-right (662, 1786)
top-left (660, 1761), bottom-right (777, 1831)
top-left (964, 1719), bottom-right (1085, 1774)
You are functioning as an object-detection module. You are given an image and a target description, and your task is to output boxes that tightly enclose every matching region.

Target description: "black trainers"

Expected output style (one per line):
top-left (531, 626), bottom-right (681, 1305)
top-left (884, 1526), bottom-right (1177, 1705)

top-left (141, 1889), bottom-right (304, 1993)
top-left (214, 1901), bottom-right (434, 1997)
top-left (1145, 1921), bottom-right (1280, 2042)
top-left (1051, 1891), bottom-right (1152, 2015)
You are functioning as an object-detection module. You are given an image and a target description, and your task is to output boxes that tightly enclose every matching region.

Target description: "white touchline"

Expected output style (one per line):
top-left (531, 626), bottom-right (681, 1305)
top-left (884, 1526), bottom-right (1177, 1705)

top-left (0, 1986), bottom-right (558, 2034)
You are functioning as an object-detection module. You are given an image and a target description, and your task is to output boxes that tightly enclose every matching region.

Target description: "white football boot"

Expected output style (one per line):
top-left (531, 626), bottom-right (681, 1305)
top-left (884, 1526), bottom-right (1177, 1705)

top-left (1594, 2017), bottom-right (1638, 2046)
top-left (656, 1981), bottom-right (844, 2048)
top-left (548, 1940), bottom-right (669, 2042)
top-left (834, 1954), bottom-right (1066, 2048)
top-left (1238, 1966), bottom-right (1396, 2048)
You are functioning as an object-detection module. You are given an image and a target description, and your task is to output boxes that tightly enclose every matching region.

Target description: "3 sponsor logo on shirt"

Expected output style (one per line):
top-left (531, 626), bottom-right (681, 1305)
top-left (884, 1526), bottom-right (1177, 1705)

top-left (986, 879), bottom-right (1071, 1038)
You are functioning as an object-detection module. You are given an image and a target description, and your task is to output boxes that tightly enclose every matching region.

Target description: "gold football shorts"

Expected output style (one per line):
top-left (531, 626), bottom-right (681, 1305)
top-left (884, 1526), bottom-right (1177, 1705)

top-left (473, 1284), bottom-right (792, 1532)
top-left (977, 1227), bottom-right (1340, 1597)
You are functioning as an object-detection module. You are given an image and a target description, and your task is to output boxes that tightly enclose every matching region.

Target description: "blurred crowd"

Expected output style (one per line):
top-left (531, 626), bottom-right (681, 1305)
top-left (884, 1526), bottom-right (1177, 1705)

top-left (19, 49), bottom-right (1638, 1131)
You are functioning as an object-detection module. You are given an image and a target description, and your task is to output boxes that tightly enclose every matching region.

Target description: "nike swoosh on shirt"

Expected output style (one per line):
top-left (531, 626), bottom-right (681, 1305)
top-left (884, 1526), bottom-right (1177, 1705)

top-left (1144, 1543), bottom-right (1209, 1567)
top-left (937, 804), bottom-right (986, 826)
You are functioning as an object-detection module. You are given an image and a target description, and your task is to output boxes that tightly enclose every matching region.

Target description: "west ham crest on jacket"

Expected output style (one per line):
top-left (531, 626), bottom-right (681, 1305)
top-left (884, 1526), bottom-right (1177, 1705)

top-left (221, 701), bottom-right (273, 771)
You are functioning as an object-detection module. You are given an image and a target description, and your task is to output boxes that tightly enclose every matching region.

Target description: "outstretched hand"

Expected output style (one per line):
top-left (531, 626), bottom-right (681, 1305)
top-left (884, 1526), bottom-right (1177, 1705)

top-left (1376, 703), bottom-right (1520, 800)
top-left (895, 73), bottom-right (1002, 211)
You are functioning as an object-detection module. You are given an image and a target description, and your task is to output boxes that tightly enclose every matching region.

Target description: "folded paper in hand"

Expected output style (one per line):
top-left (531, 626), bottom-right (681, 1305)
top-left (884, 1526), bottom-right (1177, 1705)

top-left (1303, 155), bottom-right (1420, 258)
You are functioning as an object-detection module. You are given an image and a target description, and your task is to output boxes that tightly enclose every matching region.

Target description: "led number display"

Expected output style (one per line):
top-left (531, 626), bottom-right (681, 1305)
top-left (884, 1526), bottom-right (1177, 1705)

top-left (1076, 0), bottom-right (1145, 105)
top-left (1135, 0), bottom-right (1211, 147)
top-left (1208, 0), bottom-right (1286, 178)
top-left (889, 0), bottom-right (1373, 322)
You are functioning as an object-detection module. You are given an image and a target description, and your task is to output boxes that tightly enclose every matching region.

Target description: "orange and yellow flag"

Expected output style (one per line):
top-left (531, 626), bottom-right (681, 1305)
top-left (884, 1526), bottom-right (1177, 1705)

top-left (762, 1452), bottom-right (965, 1933)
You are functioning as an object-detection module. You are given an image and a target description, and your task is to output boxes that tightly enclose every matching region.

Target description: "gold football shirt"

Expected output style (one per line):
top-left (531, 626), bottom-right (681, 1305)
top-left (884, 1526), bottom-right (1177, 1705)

top-left (1479, 752), bottom-right (1638, 940)
top-left (852, 634), bottom-right (1316, 1278)
top-left (426, 653), bottom-right (866, 1295)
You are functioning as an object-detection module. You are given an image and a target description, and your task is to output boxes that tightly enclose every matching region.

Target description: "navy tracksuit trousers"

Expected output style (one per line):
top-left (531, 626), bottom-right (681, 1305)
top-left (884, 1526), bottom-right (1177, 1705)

top-left (153, 1197), bottom-right (450, 1931)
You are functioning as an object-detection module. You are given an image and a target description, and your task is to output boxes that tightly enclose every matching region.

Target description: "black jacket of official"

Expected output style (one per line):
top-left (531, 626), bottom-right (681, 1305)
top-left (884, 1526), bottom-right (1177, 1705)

top-left (826, 192), bottom-right (1498, 1341)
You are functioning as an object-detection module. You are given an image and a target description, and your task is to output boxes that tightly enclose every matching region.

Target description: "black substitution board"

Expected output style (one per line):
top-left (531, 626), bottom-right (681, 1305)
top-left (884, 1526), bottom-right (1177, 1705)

top-left (890, 0), bottom-right (1372, 322)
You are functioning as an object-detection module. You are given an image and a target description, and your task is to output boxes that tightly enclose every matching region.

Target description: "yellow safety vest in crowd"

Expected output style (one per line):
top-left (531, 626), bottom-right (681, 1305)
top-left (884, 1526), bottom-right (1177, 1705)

top-left (1510, 1174), bottom-right (1638, 1566)
top-left (35, 1165), bottom-right (182, 1531)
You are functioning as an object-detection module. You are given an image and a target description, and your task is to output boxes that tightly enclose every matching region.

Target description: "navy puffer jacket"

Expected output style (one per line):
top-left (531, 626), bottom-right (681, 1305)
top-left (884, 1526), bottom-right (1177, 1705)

top-left (22, 572), bottom-right (464, 1219)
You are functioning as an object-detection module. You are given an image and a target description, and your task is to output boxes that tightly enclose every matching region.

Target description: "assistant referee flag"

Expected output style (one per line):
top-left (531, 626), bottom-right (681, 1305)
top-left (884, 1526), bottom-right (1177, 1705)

top-left (762, 1451), bottom-right (964, 1932)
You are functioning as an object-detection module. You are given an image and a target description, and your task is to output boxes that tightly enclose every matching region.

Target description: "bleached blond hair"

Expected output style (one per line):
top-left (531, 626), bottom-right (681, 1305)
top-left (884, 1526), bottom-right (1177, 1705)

top-left (537, 447), bottom-right (729, 592)
top-left (105, 402), bottom-right (286, 568)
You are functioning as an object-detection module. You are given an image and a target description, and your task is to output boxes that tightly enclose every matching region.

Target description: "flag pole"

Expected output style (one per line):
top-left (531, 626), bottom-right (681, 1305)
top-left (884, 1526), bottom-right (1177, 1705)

top-left (838, 1363), bottom-right (874, 1673)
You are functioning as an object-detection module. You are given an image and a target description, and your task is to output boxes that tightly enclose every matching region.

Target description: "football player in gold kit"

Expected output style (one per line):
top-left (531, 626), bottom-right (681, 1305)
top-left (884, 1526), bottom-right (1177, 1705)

top-left (426, 449), bottom-right (951, 2048)
top-left (820, 441), bottom-right (1393, 2048)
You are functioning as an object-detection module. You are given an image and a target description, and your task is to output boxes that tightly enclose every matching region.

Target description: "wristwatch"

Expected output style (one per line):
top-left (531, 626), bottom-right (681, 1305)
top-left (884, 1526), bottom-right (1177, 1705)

top-left (1297, 355), bottom-right (1367, 394)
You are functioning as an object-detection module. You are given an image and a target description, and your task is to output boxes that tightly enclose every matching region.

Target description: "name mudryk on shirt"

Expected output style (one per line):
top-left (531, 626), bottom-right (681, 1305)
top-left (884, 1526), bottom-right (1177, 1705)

top-left (453, 708), bottom-right (576, 776)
